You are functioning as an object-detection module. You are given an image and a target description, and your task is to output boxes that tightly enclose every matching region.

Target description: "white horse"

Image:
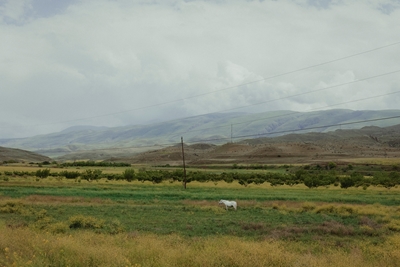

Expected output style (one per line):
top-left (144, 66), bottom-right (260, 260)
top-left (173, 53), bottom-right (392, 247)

top-left (219, 199), bottom-right (237, 211)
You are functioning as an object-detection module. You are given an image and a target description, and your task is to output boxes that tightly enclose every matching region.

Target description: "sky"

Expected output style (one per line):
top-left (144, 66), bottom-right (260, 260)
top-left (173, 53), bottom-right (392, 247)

top-left (1, 0), bottom-right (400, 139)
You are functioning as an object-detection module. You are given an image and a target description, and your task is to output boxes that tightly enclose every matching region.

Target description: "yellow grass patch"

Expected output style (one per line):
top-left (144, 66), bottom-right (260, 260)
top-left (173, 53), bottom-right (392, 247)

top-left (0, 228), bottom-right (399, 267)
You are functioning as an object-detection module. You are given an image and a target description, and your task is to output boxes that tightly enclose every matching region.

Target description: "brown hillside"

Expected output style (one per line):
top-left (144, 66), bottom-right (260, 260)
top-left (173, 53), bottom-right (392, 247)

top-left (0, 146), bottom-right (51, 163)
top-left (117, 125), bottom-right (400, 165)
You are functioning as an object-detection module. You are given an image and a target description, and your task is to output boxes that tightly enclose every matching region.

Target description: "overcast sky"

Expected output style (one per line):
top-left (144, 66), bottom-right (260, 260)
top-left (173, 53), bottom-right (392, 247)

top-left (1, 0), bottom-right (399, 138)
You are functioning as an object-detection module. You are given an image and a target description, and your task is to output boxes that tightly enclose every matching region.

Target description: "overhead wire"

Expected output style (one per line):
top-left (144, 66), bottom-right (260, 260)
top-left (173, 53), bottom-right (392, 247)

top-left (17, 41), bottom-right (400, 128)
top-left (30, 68), bottom-right (400, 152)
top-left (176, 70), bottom-right (400, 135)
top-left (60, 113), bottom-right (400, 153)
top-left (177, 89), bottom-right (400, 136)
top-left (35, 67), bottom-right (400, 144)
top-left (7, 42), bottom-right (400, 153)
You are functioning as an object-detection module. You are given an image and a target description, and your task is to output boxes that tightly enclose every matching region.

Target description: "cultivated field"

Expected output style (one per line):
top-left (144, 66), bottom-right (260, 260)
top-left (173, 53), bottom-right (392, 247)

top-left (0, 164), bottom-right (400, 266)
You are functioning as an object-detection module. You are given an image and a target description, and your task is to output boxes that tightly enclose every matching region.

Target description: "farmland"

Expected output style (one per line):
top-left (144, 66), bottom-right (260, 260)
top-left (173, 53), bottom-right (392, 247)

top-left (0, 163), bottom-right (400, 266)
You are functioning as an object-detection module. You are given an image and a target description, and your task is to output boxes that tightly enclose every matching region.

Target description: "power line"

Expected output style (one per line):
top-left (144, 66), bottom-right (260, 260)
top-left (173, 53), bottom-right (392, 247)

top-left (186, 115), bottom-right (400, 144)
top-left (21, 68), bottom-right (400, 148)
top-left (63, 114), bottom-right (400, 153)
top-left (20, 41), bottom-right (400, 128)
top-left (177, 89), bottom-right (400, 136)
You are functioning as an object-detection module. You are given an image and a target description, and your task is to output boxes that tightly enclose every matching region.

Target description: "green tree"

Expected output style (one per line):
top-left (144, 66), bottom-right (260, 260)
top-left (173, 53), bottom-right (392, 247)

top-left (35, 169), bottom-right (50, 178)
top-left (340, 177), bottom-right (355, 189)
top-left (304, 175), bottom-right (320, 188)
top-left (82, 169), bottom-right (102, 182)
top-left (123, 168), bottom-right (135, 182)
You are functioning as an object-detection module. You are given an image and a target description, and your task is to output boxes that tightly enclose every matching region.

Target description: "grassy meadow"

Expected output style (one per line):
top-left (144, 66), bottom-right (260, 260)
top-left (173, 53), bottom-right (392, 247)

top-left (0, 164), bottom-right (400, 266)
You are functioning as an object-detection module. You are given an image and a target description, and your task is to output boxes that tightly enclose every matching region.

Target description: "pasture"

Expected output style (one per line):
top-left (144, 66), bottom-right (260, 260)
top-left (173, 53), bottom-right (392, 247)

top-left (0, 164), bottom-right (400, 266)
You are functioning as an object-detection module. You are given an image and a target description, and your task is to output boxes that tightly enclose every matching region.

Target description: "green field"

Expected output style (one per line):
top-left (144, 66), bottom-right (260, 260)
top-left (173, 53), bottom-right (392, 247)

top-left (0, 165), bottom-right (400, 266)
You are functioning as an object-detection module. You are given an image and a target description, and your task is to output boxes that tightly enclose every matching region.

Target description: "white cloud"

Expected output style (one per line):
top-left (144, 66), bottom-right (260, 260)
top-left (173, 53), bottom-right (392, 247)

top-left (0, 0), bottom-right (399, 138)
top-left (0, 0), bottom-right (32, 23)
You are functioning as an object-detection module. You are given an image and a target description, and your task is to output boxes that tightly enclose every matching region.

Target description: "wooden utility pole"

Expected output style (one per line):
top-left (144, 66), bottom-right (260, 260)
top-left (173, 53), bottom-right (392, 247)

top-left (181, 137), bottom-right (187, 189)
top-left (231, 124), bottom-right (233, 143)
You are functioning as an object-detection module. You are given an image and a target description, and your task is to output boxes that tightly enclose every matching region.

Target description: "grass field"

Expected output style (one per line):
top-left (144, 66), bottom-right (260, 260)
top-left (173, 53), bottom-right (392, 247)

top-left (0, 166), bottom-right (400, 266)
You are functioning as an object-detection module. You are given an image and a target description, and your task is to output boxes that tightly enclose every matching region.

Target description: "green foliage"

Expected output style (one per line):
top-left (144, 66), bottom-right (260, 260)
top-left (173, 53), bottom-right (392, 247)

top-left (2, 160), bottom-right (19, 164)
top-left (304, 175), bottom-right (320, 188)
top-left (35, 168), bottom-right (50, 178)
top-left (348, 164), bottom-right (353, 170)
top-left (372, 171), bottom-right (400, 189)
top-left (59, 170), bottom-right (81, 179)
top-left (104, 219), bottom-right (124, 234)
top-left (327, 162), bottom-right (337, 169)
top-left (81, 169), bottom-right (102, 182)
top-left (340, 177), bottom-right (355, 189)
top-left (0, 201), bottom-right (26, 214)
top-left (69, 215), bottom-right (104, 229)
top-left (48, 222), bottom-right (70, 234)
top-left (61, 161), bottom-right (130, 167)
top-left (13, 170), bottom-right (31, 176)
top-left (123, 168), bottom-right (136, 182)
top-left (340, 172), bottom-right (365, 189)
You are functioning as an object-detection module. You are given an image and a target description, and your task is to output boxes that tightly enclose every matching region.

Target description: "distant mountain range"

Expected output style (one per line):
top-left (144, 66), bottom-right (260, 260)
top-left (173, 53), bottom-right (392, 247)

top-left (1, 109), bottom-right (400, 159)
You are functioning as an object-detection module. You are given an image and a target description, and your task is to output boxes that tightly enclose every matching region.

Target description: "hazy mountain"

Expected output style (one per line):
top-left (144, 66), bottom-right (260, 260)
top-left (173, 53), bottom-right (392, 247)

top-left (60, 125), bottom-right (110, 134)
top-left (0, 109), bottom-right (399, 159)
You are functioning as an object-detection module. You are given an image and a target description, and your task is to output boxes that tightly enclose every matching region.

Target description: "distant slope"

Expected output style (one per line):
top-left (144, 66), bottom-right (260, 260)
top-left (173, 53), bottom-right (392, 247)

top-left (117, 124), bottom-right (400, 165)
top-left (0, 109), bottom-right (400, 159)
top-left (0, 146), bottom-right (52, 163)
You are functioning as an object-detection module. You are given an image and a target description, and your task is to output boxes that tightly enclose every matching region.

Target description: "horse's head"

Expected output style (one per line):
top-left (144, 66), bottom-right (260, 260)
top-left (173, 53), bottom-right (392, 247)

top-left (218, 200), bottom-right (224, 204)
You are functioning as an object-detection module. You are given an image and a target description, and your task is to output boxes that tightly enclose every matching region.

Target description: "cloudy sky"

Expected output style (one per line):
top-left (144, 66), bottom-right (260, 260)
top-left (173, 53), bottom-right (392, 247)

top-left (1, 0), bottom-right (399, 138)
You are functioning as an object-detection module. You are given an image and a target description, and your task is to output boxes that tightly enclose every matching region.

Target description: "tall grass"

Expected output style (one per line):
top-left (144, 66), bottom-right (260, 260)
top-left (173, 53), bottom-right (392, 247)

top-left (0, 228), bottom-right (399, 267)
top-left (1, 173), bottom-right (400, 266)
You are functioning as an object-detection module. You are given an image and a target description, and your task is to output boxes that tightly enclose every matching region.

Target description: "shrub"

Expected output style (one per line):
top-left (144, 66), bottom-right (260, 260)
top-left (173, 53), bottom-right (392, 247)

top-left (0, 201), bottom-right (25, 214)
top-left (81, 169), bottom-right (102, 182)
top-left (49, 222), bottom-right (70, 234)
top-left (304, 175), bottom-right (320, 188)
top-left (35, 169), bottom-right (50, 178)
top-left (123, 168), bottom-right (136, 182)
top-left (60, 170), bottom-right (81, 179)
top-left (69, 215), bottom-right (104, 229)
top-left (340, 177), bottom-right (355, 189)
top-left (104, 219), bottom-right (125, 235)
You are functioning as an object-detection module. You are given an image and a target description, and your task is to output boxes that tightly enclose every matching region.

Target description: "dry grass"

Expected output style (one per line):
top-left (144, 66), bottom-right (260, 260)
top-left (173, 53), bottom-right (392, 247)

top-left (24, 195), bottom-right (115, 205)
top-left (0, 227), bottom-right (399, 267)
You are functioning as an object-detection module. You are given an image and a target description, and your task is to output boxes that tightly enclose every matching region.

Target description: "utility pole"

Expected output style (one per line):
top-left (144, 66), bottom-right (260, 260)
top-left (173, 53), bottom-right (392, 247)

top-left (231, 124), bottom-right (233, 143)
top-left (181, 137), bottom-right (187, 189)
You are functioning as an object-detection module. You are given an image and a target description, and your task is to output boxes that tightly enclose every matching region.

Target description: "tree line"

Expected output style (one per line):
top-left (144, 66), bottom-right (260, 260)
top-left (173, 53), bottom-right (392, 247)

top-left (2, 168), bottom-right (400, 189)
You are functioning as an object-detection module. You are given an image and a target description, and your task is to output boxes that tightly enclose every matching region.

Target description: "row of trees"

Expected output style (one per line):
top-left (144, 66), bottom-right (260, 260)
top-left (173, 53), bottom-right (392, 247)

top-left (3, 168), bottom-right (400, 189)
top-left (60, 161), bottom-right (130, 167)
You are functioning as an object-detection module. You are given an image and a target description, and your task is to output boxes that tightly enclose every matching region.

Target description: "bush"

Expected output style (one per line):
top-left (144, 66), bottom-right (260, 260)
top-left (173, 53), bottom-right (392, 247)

top-left (340, 177), bottom-right (355, 189)
top-left (304, 175), bottom-right (320, 188)
top-left (123, 168), bottom-right (136, 182)
top-left (49, 222), bottom-right (70, 234)
top-left (81, 169), bottom-right (102, 182)
top-left (60, 170), bottom-right (81, 179)
top-left (35, 169), bottom-right (50, 178)
top-left (0, 201), bottom-right (26, 214)
top-left (69, 215), bottom-right (104, 229)
top-left (104, 219), bottom-right (125, 234)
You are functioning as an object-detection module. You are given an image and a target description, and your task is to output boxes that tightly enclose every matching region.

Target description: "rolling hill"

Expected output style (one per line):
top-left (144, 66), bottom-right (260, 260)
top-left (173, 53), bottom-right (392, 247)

top-left (113, 124), bottom-right (400, 165)
top-left (0, 146), bottom-right (52, 163)
top-left (1, 109), bottom-right (400, 160)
